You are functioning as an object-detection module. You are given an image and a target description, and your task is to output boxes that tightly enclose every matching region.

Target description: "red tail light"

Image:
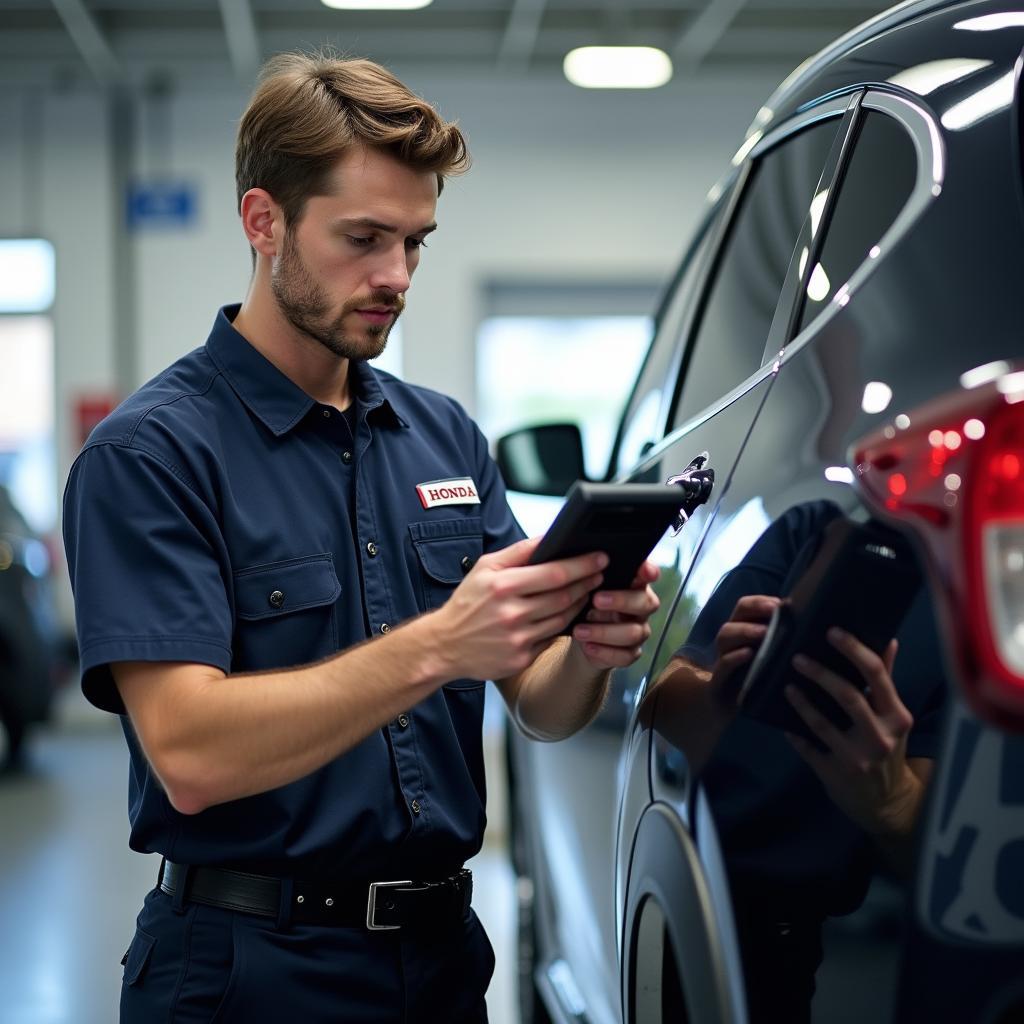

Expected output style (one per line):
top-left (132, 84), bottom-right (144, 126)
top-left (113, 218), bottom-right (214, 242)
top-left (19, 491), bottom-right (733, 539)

top-left (853, 367), bottom-right (1024, 730)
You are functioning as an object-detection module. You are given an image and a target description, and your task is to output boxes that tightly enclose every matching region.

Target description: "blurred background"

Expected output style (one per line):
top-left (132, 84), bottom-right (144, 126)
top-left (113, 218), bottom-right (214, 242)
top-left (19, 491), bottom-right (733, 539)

top-left (0, 1), bottom-right (887, 1021)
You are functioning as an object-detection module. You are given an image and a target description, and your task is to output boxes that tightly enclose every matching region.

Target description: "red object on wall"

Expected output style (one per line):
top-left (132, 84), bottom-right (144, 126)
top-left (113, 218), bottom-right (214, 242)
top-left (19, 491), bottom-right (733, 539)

top-left (74, 394), bottom-right (118, 448)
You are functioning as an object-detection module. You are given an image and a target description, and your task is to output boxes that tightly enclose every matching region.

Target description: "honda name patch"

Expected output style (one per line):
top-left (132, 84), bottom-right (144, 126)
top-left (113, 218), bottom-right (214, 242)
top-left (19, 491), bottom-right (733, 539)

top-left (416, 477), bottom-right (481, 509)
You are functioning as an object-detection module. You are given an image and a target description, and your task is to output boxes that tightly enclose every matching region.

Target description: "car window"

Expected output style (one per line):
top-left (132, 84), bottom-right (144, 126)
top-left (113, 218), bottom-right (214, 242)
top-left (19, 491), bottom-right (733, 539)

top-left (611, 208), bottom-right (720, 478)
top-left (794, 110), bottom-right (918, 336)
top-left (671, 119), bottom-right (843, 431)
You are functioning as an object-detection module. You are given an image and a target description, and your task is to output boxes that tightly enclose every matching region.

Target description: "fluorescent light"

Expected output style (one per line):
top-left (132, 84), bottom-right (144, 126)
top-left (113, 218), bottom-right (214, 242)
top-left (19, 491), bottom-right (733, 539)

top-left (961, 360), bottom-right (1010, 389)
top-left (806, 263), bottom-right (831, 303)
top-left (861, 380), bottom-right (893, 414)
top-left (563, 47), bottom-right (672, 90)
top-left (809, 189), bottom-right (829, 236)
top-left (997, 370), bottom-right (1024, 396)
top-left (888, 58), bottom-right (992, 96)
top-left (0, 239), bottom-right (55, 313)
top-left (321, 0), bottom-right (432, 8)
top-left (941, 70), bottom-right (1015, 130)
top-left (955, 13), bottom-right (1024, 31)
top-left (731, 129), bottom-right (763, 166)
top-left (825, 466), bottom-right (855, 484)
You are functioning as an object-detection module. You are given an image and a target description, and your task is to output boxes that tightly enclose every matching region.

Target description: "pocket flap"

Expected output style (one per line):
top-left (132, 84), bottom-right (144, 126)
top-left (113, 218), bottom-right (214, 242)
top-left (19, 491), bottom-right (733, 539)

top-left (410, 518), bottom-right (484, 584)
top-left (234, 555), bottom-right (341, 620)
top-left (122, 927), bottom-right (156, 986)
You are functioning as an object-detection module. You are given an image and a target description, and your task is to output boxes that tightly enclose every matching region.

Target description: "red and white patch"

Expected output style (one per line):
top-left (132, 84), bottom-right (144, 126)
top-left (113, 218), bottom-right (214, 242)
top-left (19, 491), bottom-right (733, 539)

top-left (416, 477), bottom-right (481, 509)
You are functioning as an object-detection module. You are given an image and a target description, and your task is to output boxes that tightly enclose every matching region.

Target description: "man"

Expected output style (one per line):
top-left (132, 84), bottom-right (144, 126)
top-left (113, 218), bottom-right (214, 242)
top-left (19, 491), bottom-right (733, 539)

top-left (63, 53), bottom-right (659, 1023)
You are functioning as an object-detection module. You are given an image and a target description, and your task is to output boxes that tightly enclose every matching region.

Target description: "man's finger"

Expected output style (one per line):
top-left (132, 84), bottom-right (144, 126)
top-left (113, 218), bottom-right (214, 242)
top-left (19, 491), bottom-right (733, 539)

top-left (729, 595), bottom-right (782, 623)
top-left (716, 621), bottom-right (768, 655)
top-left (792, 653), bottom-right (890, 750)
top-left (630, 561), bottom-right (660, 588)
top-left (826, 628), bottom-right (901, 714)
top-left (484, 536), bottom-right (543, 570)
top-left (573, 619), bottom-right (651, 649)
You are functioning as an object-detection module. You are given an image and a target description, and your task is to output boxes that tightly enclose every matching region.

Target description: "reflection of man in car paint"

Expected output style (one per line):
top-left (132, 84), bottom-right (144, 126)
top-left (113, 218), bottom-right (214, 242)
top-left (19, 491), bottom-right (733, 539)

top-left (650, 500), bottom-right (947, 1023)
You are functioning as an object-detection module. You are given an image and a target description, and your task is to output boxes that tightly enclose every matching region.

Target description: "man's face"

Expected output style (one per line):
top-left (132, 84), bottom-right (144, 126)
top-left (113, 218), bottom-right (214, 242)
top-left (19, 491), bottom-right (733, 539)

top-left (271, 146), bottom-right (438, 361)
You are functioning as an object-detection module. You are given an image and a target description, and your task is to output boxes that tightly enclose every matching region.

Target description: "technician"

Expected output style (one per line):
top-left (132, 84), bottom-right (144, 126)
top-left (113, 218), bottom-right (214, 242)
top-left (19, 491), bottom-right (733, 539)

top-left (63, 52), bottom-right (659, 1023)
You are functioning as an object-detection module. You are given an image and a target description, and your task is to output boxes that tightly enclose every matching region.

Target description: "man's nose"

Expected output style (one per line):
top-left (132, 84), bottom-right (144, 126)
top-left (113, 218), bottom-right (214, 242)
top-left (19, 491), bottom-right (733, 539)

top-left (369, 246), bottom-right (412, 295)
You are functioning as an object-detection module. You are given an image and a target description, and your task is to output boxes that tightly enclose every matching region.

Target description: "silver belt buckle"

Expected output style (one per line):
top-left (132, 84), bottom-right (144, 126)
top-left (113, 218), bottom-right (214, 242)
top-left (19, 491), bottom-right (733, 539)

top-left (366, 879), bottom-right (411, 931)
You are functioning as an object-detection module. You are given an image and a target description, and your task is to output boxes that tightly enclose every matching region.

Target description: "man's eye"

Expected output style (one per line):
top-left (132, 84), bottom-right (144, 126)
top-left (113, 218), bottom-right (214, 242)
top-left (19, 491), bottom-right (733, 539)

top-left (407, 237), bottom-right (429, 250)
top-left (347, 235), bottom-right (374, 247)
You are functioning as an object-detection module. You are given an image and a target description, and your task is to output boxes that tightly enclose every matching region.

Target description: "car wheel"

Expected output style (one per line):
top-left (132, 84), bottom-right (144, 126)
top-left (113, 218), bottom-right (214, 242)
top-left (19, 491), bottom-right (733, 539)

top-left (516, 875), bottom-right (552, 1024)
top-left (622, 804), bottom-right (742, 1024)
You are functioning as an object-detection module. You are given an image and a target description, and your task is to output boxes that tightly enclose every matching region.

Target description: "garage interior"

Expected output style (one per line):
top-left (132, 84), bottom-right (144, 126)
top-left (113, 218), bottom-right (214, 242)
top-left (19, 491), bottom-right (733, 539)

top-left (0, 2), bottom-right (891, 1022)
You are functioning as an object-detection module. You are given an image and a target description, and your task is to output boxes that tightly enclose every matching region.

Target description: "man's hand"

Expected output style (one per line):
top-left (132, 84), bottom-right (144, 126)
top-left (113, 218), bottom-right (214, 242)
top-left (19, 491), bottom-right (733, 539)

top-left (785, 630), bottom-right (925, 849)
top-left (429, 536), bottom-right (607, 683)
top-left (570, 561), bottom-right (662, 670)
top-left (707, 595), bottom-right (781, 706)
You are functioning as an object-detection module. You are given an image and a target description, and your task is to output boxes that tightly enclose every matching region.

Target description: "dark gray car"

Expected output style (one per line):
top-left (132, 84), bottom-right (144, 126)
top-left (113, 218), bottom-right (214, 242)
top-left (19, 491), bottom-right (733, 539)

top-left (499, 2), bottom-right (1024, 1021)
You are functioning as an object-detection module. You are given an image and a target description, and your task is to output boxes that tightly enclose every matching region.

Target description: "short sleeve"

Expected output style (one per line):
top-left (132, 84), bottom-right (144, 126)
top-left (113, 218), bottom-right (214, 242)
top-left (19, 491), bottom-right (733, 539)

top-left (62, 442), bottom-right (233, 714)
top-left (466, 414), bottom-right (527, 554)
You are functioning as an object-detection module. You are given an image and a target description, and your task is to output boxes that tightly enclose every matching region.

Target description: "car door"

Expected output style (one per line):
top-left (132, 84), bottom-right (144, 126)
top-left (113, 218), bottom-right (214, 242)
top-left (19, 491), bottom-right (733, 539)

top-left (521, 97), bottom-right (861, 1024)
top-left (627, 89), bottom-right (965, 1023)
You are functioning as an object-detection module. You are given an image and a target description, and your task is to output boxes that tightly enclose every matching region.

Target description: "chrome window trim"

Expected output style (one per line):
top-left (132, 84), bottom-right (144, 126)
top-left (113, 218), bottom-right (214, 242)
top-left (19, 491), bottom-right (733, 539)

top-left (778, 89), bottom-right (945, 371)
top-left (618, 357), bottom-right (778, 481)
top-left (627, 96), bottom-right (854, 477)
top-left (742, 92), bottom-right (858, 166)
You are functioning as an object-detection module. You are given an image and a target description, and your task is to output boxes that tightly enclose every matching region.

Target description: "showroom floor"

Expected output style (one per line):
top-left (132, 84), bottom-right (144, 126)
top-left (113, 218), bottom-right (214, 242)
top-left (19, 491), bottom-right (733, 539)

top-left (0, 688), bottom-right (518, 1024)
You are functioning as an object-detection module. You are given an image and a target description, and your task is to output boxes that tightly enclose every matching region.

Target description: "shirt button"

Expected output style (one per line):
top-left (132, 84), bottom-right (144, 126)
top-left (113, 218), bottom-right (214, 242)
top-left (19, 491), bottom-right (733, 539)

top-left (380, 623), bottom-right (391, 634)
top-left (322, 408), bottom-right (331, 418)
top-left (268, 590), bottom-right (285, 608)
top-left (397, 714), bottom-right (410, 728)
top-left (460, 555), bottom-right (474, 573)
top-left (341, 450), bottom-right (353, 464)
top-left (410, 799), bottom-right (421, 816)
top-left (366, 541), bottom-right (378, 557)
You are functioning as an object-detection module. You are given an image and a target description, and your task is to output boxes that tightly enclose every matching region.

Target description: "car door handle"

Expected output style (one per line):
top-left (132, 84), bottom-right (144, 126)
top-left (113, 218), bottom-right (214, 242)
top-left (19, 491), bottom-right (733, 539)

top-left (667, 452), bottom-right (715, 530)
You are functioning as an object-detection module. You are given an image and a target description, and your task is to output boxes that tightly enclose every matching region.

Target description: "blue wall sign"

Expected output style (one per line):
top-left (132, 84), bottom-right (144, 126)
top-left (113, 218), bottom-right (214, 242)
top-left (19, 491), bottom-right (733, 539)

top-left (126, 181), bottom-right (199, 230)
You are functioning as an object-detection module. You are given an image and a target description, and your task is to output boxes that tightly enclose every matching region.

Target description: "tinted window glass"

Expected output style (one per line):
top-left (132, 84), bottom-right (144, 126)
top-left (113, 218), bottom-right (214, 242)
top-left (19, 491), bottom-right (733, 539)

top-left (612, 209), bottom-right (719, 477)
top-left (673, 119), bottom-right (842, 430)
top-left (795, 111), bottom-right (917, 335)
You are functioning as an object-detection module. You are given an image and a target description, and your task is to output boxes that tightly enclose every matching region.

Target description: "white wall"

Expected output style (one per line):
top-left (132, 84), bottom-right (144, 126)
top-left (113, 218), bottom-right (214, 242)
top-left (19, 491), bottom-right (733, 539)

top-left (0, 67), bottom-right (780, 623)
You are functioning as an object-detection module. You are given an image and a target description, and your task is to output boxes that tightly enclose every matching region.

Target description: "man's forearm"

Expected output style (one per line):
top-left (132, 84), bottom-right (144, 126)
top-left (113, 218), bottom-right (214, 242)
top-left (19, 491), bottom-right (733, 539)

top-left (117, 612), bottom-right (452, 814)
top-left (867, 758), bottom-right (933, 875)
top-left (506, 637), bottom-right (610, 741)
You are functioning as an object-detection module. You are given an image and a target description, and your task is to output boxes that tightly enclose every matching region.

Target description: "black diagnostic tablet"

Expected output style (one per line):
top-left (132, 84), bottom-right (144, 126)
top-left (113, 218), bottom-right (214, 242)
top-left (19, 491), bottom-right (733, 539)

top-left (737, 516), bottom-right (922, 744)
top-left (528, 481), bottom-right (685, 633)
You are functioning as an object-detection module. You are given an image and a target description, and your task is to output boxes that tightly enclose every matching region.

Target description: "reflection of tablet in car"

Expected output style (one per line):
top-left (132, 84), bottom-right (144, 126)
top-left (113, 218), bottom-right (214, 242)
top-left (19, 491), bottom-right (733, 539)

top-left (529, 481), bottom-right (684, 633)
top-left (737, 517), bottom-right (922, 743)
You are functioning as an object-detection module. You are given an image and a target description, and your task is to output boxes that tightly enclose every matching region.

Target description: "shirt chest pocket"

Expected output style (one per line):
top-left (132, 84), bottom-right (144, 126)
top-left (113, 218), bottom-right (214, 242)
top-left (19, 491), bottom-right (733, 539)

top-left (232, 554), bottom-right (341, 672)
top-left (409, 518), bottom-right (484, 612)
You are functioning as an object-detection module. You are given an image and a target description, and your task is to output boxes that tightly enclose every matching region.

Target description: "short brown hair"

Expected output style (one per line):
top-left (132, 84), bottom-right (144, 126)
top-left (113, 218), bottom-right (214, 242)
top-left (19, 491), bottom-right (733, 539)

top-left (235, 51), bottom-right (470, 226)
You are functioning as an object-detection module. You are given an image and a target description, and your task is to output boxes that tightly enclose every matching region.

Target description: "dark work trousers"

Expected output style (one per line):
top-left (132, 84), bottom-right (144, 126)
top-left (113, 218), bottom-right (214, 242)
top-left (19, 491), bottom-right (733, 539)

top-left (119, 886), bottom-right (495, 1023)
top-left (732, 894), bottom-right (824, 1024)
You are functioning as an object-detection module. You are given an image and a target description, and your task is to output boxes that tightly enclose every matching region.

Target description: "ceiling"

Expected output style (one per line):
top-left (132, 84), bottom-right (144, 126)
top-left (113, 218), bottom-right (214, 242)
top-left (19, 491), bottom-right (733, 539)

top-left (0, 0), bottom-right (893, 91)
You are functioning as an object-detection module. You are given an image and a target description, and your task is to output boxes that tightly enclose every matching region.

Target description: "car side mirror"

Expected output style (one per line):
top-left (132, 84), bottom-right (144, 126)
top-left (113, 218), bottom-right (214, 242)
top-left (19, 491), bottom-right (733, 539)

top-left (495, 423), bottom-right (587, 496)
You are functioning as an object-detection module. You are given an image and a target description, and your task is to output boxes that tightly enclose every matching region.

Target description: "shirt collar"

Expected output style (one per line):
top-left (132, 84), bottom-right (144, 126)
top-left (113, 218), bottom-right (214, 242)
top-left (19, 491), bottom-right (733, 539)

top-left (205, 305), bottom-right (408, 436)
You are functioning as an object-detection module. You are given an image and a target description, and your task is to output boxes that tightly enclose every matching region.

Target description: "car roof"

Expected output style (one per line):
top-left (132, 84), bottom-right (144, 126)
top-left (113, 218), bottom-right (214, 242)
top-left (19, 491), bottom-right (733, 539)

top-left (749, 0), bottom-right (1021, 132)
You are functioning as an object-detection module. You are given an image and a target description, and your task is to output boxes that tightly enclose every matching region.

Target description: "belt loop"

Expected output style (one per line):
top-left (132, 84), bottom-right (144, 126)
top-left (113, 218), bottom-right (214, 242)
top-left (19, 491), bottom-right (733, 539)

top-left (170, 864), bottom-right (191, 915)
top-left (275, 877), bottom-right (294, 932)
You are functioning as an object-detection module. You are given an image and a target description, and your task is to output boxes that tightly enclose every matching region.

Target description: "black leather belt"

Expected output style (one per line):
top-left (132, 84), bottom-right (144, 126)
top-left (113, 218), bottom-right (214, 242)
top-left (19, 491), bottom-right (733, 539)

top-left (158, 859), bottom-right (472, 930)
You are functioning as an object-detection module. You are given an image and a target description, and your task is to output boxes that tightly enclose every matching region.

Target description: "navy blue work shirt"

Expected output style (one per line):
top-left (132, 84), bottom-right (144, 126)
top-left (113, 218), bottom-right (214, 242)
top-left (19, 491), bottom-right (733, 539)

top-left (63, 305), bottom-right (525, 878)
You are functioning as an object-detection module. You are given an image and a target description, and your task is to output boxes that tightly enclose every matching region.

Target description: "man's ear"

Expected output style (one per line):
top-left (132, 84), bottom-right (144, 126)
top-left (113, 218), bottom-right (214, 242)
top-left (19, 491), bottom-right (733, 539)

top-left (239, 188), bottom-right (283, 257)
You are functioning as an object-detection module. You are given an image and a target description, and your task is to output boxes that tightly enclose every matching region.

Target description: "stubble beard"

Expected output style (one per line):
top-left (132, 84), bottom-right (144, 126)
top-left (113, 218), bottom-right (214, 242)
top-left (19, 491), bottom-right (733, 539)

top-left (271, 232), bottom-right (403, 362)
